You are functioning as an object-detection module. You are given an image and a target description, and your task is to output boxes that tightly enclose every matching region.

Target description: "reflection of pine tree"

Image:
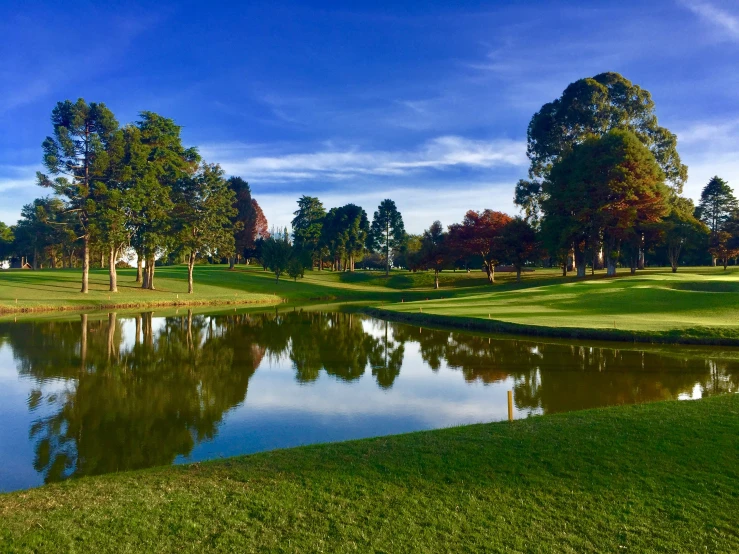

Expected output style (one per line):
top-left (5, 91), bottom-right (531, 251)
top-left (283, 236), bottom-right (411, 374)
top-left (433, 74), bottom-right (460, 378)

top-left (370, 320), bottom-right (405, 389)
top-left (13, 312), bottom-right (258, 483)
top-left (5, 311), bottom-right (739, 483)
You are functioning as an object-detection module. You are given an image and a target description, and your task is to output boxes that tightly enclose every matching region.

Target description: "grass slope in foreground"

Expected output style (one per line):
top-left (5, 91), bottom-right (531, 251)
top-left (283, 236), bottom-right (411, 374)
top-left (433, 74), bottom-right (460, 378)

top-left (1, 395), bottom-right (737, 553)
top-left (381, 267), bottom-right (739, 343)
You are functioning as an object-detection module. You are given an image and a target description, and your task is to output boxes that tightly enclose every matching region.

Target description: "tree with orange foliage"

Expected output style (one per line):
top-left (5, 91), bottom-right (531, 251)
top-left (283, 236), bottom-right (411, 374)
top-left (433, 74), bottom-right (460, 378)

top-left (448, 210), bottom-right (512, 284)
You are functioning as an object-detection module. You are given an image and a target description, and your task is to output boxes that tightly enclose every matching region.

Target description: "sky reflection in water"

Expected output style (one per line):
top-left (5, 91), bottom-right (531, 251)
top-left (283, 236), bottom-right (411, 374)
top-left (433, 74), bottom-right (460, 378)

top-left (0, 309), bottom-right (736, 492)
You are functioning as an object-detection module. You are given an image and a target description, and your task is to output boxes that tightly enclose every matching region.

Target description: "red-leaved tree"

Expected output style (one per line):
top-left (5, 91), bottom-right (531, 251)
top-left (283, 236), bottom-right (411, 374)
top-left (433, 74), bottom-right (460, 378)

top-left (448, 210), bottom-right (512, 284)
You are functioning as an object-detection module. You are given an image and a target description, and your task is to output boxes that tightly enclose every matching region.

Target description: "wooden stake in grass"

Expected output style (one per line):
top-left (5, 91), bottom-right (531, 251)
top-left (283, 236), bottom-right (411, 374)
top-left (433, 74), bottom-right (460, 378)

top-left (508, 390), bottom-right (514, 421)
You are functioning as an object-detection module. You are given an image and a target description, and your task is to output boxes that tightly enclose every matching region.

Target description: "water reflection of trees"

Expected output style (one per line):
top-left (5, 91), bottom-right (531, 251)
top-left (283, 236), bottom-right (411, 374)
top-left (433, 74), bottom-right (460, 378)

top-left (1, 310), bottom-right (407, 483)
top-left (6, 312), bottom-right (262, 483)
top-left (2, 310), bottom-right (738, 483)
top-left (392, 324), bottom-right (739, 413)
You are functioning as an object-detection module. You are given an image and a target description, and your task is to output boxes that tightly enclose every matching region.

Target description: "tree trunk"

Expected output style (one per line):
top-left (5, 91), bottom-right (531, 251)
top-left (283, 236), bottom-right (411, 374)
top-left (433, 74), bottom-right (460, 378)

top-left (32, 248), bottom-right (38, 270)
top-left (606, 257), bottom-right (617, 276)
top-left (81, 235), bottom-right (90, 293)
top-left (229, 256), bottom-right (235, 270)
top-left (147, 257), bottom-right (156, 290)
top-left (80, 313), bottom-right (88, 370)
top-left (107, 312), bottom-right (117, 361)
top-left (516, 267), bottom-right (522, 282)
top-left (109, 247), bottom-right (118, 292)
top-left (434, 269), bottom-right (439, 289)
top-left (142, 261), bottom-right (150, 289)
top-left (637, 246), bottom-right (645, 270)
top-left (136, 258), bottom-right (143, 283)
top-left (562, 263), bottom-right (567, 277)
top-left (485, 262), bottom-right (495, 284)
top-left (188, 252), bottom-right (195, 294)
top-left (573, 246), bottom-right (584, 277)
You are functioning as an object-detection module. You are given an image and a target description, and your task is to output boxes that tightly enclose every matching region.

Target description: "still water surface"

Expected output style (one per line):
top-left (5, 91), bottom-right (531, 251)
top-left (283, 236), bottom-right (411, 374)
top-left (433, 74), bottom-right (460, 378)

top-left (1, 309), bottom-right (737, 492)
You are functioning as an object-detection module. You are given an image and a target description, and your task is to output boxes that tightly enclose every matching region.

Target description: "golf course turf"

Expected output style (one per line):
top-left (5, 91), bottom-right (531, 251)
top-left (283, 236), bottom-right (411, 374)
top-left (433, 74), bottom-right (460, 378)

top-left (4, 265), bottom-right (739, 345)
top-left (0, 394), bottom-right (737, 552)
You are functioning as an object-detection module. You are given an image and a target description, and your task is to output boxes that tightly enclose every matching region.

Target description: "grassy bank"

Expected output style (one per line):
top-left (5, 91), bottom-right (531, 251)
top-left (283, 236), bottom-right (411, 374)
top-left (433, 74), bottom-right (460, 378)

top-left (5, 265), bottom-right (739, 344)
top-left (1, 394), bottom-right (737, 552)
top-left (0, 264), bottom-right (558, 315)
top-left (380, 267), bottom-right (739, 344)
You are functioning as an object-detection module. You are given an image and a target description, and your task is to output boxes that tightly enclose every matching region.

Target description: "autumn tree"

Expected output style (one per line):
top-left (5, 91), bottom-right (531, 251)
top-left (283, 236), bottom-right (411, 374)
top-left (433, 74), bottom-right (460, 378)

top-left (448, 210), bottom-right (511, 284)
top-left (544, 129), bottom-right (669, 276)
top-left (369, 199), bottom-right (405, 276)
top-left (500, 217), bottom-right (539, 282)
top-left (173, 163), bottom-right (237, 293)
top-left (37, 99), bottom-right (121, 292)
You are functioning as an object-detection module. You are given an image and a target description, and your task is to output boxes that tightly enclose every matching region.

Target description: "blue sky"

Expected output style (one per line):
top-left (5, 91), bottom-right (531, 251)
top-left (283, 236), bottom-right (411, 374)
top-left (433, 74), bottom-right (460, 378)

top-left (1, 0), bottom-right (738, 233)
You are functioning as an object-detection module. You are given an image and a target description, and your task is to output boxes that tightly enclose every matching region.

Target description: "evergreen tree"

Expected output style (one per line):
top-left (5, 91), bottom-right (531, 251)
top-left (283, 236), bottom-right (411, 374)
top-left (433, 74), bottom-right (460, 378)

top-left (291, 196), bottom-right (326, 270)
top-left (37, 99), bottom-right (120, 292)
top-left (696, 176), bottom-right (737, 237)
top-left (173, 163), bottom-right (237, 293)
top-left (369, 199), bottom-right (405, 276)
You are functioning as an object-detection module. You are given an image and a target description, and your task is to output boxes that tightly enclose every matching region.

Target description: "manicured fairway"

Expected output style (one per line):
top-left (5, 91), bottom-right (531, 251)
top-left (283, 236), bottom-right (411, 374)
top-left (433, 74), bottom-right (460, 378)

top-left (0, 395), bottom-right (736, 552)
top-left (5, 265), bottom-right (739, 343)
top-left (0, 264), bottom-right (558, 314)
top-left (383, 267), bottom-right (739, 342)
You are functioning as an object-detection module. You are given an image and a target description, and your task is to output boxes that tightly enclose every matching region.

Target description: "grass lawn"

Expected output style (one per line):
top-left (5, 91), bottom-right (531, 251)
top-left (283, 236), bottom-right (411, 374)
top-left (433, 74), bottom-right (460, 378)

top-left (5, 264), bottom-right (739, 343)
top-left (0, 264), bottom-right (559, 315)
top-left (0, 394), bottom-right (736, 552)
top-left (381, 267), bottom-right (739, 343)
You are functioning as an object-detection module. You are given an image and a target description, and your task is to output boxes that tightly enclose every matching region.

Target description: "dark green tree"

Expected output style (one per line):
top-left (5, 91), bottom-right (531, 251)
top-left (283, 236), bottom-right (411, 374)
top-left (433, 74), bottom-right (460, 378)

top-left (0, 222), bottom-right (13, 262)
top-left (659, 197), bottom-right (709, 272)
top-left (287, 257), bottom-right (304, 281)
top-left (527, 72), bottom-right (687, 190)
top-left (227, 176), bottom-right (257, 269)
top-left (291, 196), bottom-right (326, 270)
top-left (262, 228), bottom-right (292, 282)
top-left (500, 217), bottom-right (540, 282)
top-left (37, 99), bottom-right (121, 292)
top-left (127, 113), bottom-right (200, 289)
top-left (697, 177), bottom-right (737, 235)
top-left (543, 129), bottom-right (669, 276)
top-left (418, 221), bottom-right (448, 289)
top-left (173, 163), bottom-right (237, 293)
top-left (369, 199), bottom-right (405, 275)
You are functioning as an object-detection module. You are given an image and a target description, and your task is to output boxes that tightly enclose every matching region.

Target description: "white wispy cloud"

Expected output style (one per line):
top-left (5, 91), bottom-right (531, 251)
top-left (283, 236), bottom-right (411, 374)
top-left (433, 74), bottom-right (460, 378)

top-left (680, 0), bottom-right (739, 40)
top-left (201, 136), bottom-right (526, 183)
top-left (0, 165), bottom-right (38, 193)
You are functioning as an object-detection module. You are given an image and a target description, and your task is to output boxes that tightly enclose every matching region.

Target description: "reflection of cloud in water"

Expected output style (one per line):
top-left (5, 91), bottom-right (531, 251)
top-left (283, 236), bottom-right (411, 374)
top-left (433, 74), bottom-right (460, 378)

top-left (0, 310), bottom-right (737, 493)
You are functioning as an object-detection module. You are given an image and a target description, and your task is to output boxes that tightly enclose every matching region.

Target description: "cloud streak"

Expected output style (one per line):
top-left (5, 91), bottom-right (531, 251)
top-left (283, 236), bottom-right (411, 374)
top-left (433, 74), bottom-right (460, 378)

top-left (681, 0), bottom-right (739, 40)
top-left (201, 136), bottom-right (527, 183)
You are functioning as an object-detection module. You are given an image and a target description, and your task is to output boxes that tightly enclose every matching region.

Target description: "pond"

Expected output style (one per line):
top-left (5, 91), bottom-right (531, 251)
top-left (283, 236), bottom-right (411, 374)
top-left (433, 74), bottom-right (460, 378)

top-left (1, 308), bottom-right (737, 492)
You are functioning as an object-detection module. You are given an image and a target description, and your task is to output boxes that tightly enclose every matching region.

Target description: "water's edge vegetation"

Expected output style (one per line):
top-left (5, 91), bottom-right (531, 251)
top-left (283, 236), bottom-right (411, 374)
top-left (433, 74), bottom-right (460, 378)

top-left (1, 395), bottom-right (736, 552)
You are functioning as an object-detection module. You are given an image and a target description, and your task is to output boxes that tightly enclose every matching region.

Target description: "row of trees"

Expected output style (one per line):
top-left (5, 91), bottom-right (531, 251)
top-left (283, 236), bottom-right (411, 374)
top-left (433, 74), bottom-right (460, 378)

top-left (2, 100), bottom-right (268, 293)
top-left (3, 73), bottom-right (737, 289)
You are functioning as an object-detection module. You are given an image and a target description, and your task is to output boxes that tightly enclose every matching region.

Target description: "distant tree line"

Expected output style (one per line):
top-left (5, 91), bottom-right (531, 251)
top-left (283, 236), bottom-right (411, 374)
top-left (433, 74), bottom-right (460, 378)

top-left (2, 73), bottom-right (737, 290)
top-left (1, 100), bottom-right (268, 293)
